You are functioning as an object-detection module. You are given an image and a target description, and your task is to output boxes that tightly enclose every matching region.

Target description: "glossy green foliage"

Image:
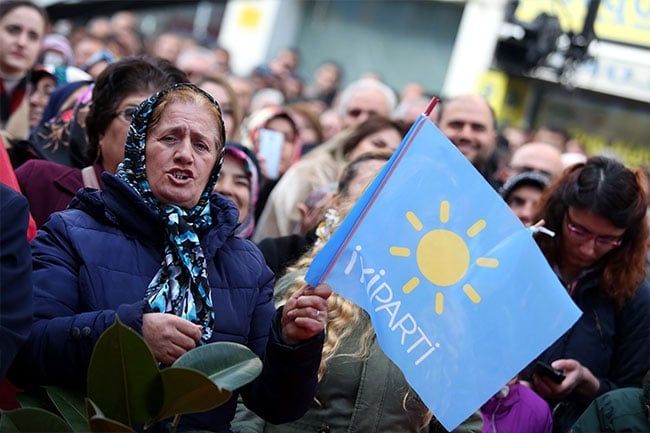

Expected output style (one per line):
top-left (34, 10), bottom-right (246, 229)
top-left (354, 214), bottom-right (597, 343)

top-left (87, 318), bottom-right (162, 426)
top-left (0, 407), bottom-right (71, 432)
top-left (46, 387), bottom-right (88, 432)
top-left (153, 367), bottom-right (227, 424)
top-left (173, 342), bottom-right (263, 391)
top-left (0, 319), bottom-right (262, 432)
top-left (86, 399), bottom-right (133, 432)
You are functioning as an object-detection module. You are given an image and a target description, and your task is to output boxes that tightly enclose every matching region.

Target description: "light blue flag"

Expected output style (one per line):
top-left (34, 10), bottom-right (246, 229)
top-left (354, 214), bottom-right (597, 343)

top-left (305, 114), bottom-right (582, 431)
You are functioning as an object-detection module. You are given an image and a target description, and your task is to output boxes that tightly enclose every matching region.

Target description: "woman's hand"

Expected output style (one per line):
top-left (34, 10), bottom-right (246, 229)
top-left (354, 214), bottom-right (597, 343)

top-left (281, 283), bottom-right (332, 345)
top-left (142, 312), bottom-right (202, 365)
top-left (296, 192), bottom-right (336, 235)
top-left (533, 358), bottom-right (600, 400)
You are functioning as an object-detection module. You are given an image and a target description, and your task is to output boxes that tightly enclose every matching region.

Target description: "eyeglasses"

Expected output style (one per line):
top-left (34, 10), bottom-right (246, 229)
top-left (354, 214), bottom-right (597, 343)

top-left (565, 212), bottom-right (623, 249)
top-left (113, 106), bottom-right (138, 123)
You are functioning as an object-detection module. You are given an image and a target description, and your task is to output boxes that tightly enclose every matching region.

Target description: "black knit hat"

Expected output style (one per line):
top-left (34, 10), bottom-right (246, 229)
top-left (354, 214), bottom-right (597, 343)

top-left (500, 171), bottom-right (550, 201)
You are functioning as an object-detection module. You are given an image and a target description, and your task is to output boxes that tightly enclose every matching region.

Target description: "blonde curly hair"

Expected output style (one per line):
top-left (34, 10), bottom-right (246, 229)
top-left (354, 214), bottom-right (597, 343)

top-left (275, 195), bottom-right (374, 380)
top-left (275, 192), bottom-right (434, 428)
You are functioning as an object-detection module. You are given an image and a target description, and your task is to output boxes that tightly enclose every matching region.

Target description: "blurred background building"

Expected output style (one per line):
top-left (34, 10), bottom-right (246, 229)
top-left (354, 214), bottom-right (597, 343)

top-left (38, 0), bottom-right (649, 165)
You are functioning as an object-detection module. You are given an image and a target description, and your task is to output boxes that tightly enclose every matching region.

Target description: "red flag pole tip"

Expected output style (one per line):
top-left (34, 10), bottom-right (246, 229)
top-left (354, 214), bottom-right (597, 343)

top-left (424, 96), bottom-right (440, 117)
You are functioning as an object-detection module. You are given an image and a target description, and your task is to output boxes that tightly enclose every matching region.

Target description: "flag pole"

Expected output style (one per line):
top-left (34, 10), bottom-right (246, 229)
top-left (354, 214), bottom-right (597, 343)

top-left (424, 96), bottom-right (440, 117)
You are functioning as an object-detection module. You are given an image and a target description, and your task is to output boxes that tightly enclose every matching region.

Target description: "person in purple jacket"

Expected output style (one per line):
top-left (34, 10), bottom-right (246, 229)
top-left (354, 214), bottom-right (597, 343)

top-left (8, 83), bottom-right (331, 433)
top-left (480, 378), bottom-right (552, 433)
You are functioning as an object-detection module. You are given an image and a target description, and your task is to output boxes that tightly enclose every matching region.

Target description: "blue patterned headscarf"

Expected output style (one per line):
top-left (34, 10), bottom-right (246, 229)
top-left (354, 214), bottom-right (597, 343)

top-left (116, 83), bottom-right (226, 344)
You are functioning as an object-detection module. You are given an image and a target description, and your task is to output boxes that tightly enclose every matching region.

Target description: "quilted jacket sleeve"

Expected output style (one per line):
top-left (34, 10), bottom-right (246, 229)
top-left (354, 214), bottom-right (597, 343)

top-left (8, 212), bottom-right (146, 389)
top-left (240, 309), bottom-right (324, 424)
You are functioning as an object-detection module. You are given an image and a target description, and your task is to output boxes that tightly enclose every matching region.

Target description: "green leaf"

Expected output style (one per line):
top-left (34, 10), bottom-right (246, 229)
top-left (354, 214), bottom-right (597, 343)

top-left (87, 318), bottom-right (162, 426)
top-left (173, 342), bottom-right (262, 391)
top-left (86, 399), bottom-right (133, 433)
top-left (16, 387), bottom-right (57, 413)
top-left (0, 407), bottom-right (71, 432)
top-left (45, 387), bottom-right (88, 432)
top-left (151, 367), bottom-right (230, 423)
top-left (85, 398), bottom-right (103, 419)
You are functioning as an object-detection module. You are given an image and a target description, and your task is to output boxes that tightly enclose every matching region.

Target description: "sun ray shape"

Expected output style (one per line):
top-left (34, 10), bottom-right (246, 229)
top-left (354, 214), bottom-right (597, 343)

top-left (463, 284), bottom-right (481, 303)
top-left (440, 200), bottom-right (450, 223)
top-left (392, 202), bottom-right (499, 317)
top-left (476, 257), bottom-right (499, 268)
top-left (403, 276), bottom-right (420, 294)
top-left (390, 247), bottom-right (411, 257)
top-left (435, 292), bottom-right (444, 315)
top-left (406, 211), bottom-right (423, 231)
top-left (466, 219), bottom-right (487, 238)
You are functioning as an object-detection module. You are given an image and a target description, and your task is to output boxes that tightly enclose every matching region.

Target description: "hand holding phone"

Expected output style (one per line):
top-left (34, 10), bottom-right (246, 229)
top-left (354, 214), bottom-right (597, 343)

top-left (534, 361), bottom-right (566, 384)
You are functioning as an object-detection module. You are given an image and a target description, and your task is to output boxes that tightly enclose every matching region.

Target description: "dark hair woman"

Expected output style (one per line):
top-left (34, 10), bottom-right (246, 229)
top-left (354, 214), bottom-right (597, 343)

top-left (16, 56), bottom-right (188, 227)
top-left (530, 156), bottom-right (649, 433)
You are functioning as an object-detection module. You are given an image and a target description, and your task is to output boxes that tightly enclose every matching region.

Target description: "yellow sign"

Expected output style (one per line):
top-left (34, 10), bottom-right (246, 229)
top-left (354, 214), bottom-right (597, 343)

top-left (477, 71), bottom-right (529, 128)
top-left (477, 69), bottom-right (509, 120)
top-left (515, 0), bottom-right (650, 48)
top-left (237, 5), bottom-right (261, 29)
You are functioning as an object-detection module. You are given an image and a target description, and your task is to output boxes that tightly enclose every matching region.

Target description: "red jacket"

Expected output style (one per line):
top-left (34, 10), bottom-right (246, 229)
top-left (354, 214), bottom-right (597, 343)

top-left (0, 138), bottom-right (36, 239)
top-left (15, 159), bottom-right (104, 228)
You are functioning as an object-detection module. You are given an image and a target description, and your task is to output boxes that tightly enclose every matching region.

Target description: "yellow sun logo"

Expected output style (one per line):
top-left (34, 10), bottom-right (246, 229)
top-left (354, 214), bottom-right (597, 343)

top-left (389, 200), bottom-right (499, 315)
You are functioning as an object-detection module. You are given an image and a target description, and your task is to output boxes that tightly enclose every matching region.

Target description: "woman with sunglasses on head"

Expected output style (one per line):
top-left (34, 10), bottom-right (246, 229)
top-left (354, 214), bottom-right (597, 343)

top-left (15, 56), bottom-right (187, 227)
top-left (528, 156), bottom-right (649, 433)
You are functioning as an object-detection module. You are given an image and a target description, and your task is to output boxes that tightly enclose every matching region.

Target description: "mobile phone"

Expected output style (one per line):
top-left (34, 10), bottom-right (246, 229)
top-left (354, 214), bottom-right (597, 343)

top-left (257, 128), bottom-right (284, 180)
top-left (534, 361), bottom-right (566, 384)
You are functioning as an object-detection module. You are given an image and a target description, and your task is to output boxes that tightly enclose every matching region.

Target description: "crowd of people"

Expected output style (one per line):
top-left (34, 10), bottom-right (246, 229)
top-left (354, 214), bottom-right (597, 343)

top-left (1, 1), bottom-right (649, 433)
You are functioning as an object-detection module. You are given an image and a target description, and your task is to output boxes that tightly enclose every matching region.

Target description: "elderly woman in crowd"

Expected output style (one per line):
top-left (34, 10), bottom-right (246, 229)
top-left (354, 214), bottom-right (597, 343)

top-left (9, 83), bottom-right (331, 433)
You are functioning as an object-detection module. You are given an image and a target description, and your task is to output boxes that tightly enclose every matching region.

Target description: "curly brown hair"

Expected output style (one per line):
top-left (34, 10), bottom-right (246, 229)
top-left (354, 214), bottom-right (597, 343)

top-left (534, 156), bottom-right (648, 307)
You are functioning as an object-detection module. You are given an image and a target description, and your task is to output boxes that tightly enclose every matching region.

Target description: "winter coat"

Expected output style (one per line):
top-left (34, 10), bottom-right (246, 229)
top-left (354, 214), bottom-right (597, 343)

top-left (533, 269), bottom-right (650, 433)
top-left (571, 373), bottom-right (650, 433)
top-left (0, 184), bottom-right (33, 381)
top-left (480, 383), bottom-right (552, 433)
top-left (9, 173), bottom-right (324, 433)
top-left (233, 269), bottom-right (433, 433)
top-left (16, 159), bottom-right (104, 227)
top-left (0, 139), bottom-right (36, 238)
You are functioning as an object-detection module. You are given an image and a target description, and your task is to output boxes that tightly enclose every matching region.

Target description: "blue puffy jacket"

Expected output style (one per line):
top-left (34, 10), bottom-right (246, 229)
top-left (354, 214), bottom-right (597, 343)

top-left (10, 173), bottom-right (323, 433)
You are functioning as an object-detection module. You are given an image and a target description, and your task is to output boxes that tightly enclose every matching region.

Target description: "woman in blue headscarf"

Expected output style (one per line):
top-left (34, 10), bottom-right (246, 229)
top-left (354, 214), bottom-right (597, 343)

top-left (9, 83), bottom-right (331, 432)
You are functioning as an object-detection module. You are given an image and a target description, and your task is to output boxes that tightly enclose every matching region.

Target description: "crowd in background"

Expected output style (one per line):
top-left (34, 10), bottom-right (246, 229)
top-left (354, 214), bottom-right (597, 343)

top-left (1, 2), bottom-right (649, 433)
